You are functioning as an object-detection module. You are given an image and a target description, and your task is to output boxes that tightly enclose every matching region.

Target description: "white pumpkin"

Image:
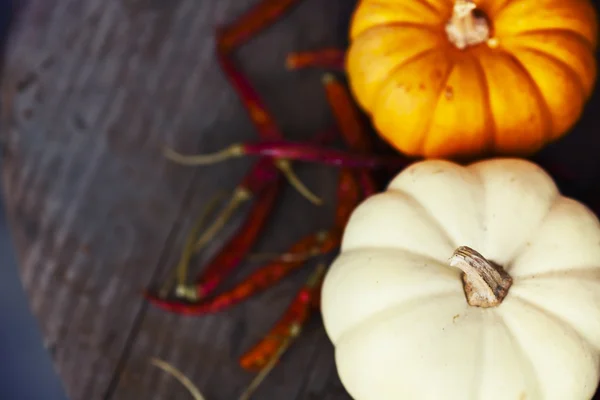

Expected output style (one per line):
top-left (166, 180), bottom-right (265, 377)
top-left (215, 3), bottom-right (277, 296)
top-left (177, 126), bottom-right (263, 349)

top-left (321, 158), bottom-right (600, 400)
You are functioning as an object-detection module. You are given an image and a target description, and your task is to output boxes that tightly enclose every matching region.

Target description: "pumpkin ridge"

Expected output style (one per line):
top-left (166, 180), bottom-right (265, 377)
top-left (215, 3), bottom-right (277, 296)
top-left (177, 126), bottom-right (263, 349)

top-left (375, 21), bottom-right (443, 35)
top-left (498, 48), bottom-right (554, 143)
top-left (509, 295), bottom-right (600, 353)
top-left (363, 0), bottom-right (443, 21)
top-left (469, 53), bottom-right (496, 153)
top-left (370, 47), bottom-right (439, 141)
top-left (487, 0), bottom-right (518, 17)
top-left (466, 159), bottom-right (559, 267)
top-left (372, 47), bottom-right (438, 99)
top-left (334, 290), bottom-right (460, 345)
top-left (514, 268), bottom-right (600, 281)
top-left (340, 246), bottom-right (451, 269)
top-left (420, 60), bottom-right (456, 156)
top-left (494, 2), bottom-right (599, 46)
top-left (503, 192), bottom-right (560, 272)
top-left (386, 188), bottom-right (457, 248)
top-left (470, 313), bottom-right (489, 400)
top-left (504, 28), bottom-right (597, 51)
top-left (349, 4), bottom-right (442, 40)
top-left (510, 45), bottom-right (588, 101)
top-left (494, 315), bottom-right (544, 397)
top-left (409, 0), bottom-right (447, 17)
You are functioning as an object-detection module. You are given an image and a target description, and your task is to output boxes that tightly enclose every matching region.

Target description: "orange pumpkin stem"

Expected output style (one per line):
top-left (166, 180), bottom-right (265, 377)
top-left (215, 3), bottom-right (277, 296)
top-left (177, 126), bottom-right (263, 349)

top-left (445, 0), bottom-right (491, 49)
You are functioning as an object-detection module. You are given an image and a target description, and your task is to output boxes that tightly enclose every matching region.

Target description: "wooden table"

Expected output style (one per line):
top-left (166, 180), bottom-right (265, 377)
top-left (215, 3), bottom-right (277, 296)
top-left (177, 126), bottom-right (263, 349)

top-left (1, 0), bottom-right (359, 398)
top-left (2, 1), bottom-right (600, 399)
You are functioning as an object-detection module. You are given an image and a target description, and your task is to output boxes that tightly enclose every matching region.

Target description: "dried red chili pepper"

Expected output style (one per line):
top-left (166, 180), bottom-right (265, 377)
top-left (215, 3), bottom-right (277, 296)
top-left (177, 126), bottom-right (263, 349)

top-left (234, 169), bottom-right (361, 371)
top-left (216, 0), bottom-right (304, 54)
top-left (146, 230), bottom-right (332, 315)
top-left (286, 48), bottom-right (345, 71)
top-left (323, 73), bottom-right (379, 197)
top-left (235, 76), bottom-right (376, 372)
top-left (153, 2), bottom-right (337, 303)
top-left (331, 168), bottom-right (363, 231)
top-left (164, 141), bottom-right (408, 169)
top-left (238, 263), bottom-right (327, 373)
top-left (158, 74), bottom-right (379, 303)
top-left (204, 166), bottom-right (361, 306)
top-left (192, 180), bottom-right (282, 301)
top-left (152, 157), bottom-right (281, 301)
top-left (215, 52), bottom-right (282, 141)
top-left (192, 84), bottom-right (367, 308)
top-left (189, 127), bottom-right (338, 300)
top-left (146, 166), bottom-right (362, 314)
top-left (215, 15), bottom-right (325, 204)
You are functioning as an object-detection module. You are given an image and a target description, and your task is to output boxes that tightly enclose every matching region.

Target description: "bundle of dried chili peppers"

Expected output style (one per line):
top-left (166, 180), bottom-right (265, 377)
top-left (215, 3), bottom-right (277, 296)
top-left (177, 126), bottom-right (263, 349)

top-left (142, 1), bottom-right (411, 398)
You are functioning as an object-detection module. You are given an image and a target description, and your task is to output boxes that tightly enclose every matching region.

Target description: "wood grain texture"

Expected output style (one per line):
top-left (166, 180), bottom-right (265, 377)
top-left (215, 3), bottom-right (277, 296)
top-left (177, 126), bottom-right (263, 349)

top-left (0, 0), bottom-right (357, 399)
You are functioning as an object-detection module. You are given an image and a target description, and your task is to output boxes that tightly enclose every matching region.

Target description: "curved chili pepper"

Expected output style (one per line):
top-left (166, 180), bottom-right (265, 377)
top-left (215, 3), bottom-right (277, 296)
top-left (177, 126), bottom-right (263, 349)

top-left (215, 53), bottom-right (282, 141)
top-left (155, 6), bottom-right (339, 304)
top-left (286, 48), bottom-right (345, 71)
top-left (323, 73), bottom-right (379, 197)
top-left (216, 0), bottom-right (304, 54)
top-left (201, 168), bottom-right (360, 309)
top-left (146, 230), bottom-right (335, 315)
top-left (146, 167), bottom-right (362, 315)
top-left (189, 127), bottom-right (338, 301)
top-left (239, 263), bottom-right (326, 372)
top-left (235, 170), bottom-right (361, 371)
top-left (193, 179), bottom-right (282, 300)
top-left (333, 168), bottom-right (363, 230)
top-left (152, 157), bottom-right (282, 301)
top-left (164, 141), bottom-right (408, 170)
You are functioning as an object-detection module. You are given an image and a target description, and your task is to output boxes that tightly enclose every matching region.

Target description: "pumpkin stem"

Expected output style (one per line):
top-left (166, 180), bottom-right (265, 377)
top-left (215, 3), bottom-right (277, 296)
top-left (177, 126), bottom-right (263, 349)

top-left (446, 0), bottom-right (492, 49)
top-left (449, 246), bottom-right (512, 308)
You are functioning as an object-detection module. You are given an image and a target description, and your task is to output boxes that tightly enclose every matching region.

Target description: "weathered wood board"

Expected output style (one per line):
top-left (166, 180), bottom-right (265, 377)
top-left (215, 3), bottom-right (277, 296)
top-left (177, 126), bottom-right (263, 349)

top-left (0, 0), bottom-right (358, 398)
top-left (1, 0), bottom-right (600, 399)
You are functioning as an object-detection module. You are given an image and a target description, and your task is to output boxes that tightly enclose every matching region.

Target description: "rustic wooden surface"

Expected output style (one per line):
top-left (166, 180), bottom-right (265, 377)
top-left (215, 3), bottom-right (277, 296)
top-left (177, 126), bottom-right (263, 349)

top-left (0, 0), bottom-right (358, 399)
top-left (1, 1), bottom-right (600, 400)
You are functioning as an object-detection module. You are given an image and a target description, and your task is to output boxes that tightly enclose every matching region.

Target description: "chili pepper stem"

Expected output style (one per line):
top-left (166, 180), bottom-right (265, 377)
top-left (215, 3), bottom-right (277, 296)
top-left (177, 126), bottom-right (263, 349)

top-left (237, 324), bottom-right (301, 400)
top-left (304, 262), bottom-right (328, 287)
top-left (238, 264), bottom-right (326, 398)
top-left (150, 358), bottom-right (206, 400)
top-left (163, 188), bottom-right (252, 302)
top-left (164, 144), bottom-right (245, 166)
top-left (158, 193), bottom-right (225, 299)
top-left (188, 134), bottom-right (332, 302)
top-left (164, 141), bottom-right (409, 170)
top-left (166, 145), bottom-right (323, 206)
top-left (194, 188), bottom-right (252, 253)
top-left (239, 263), bottom-right (327, 370)
top-left (274, 158), bottom-right (322, 206)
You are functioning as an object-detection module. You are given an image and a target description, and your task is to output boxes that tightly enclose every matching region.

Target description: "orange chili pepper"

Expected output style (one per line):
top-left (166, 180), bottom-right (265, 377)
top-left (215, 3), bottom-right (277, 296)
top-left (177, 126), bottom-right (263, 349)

top-left (216, 0), bottom-right (304, 54)
top-left (237, 169), bottom-right (361, 371)
top-left (286, 48), bottom-right (346, 71)
top-left (146, 168), bottom-right (361, 316)
top-left (323, 73), bottom-right (379, 197)
top-left (238, 263), bottom-right (326, 371)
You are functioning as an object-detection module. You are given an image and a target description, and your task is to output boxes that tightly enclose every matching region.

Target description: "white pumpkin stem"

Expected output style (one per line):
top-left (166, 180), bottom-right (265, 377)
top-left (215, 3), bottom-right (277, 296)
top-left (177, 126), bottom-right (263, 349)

top-left (449, 246), bottom-right (512, 308)
top-left (446, 0), bottom-right (492, 49)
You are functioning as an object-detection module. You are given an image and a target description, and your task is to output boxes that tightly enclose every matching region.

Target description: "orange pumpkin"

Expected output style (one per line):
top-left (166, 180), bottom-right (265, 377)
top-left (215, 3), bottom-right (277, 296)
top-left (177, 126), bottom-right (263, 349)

top-left (345, 0), bottom-right (598, 159)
